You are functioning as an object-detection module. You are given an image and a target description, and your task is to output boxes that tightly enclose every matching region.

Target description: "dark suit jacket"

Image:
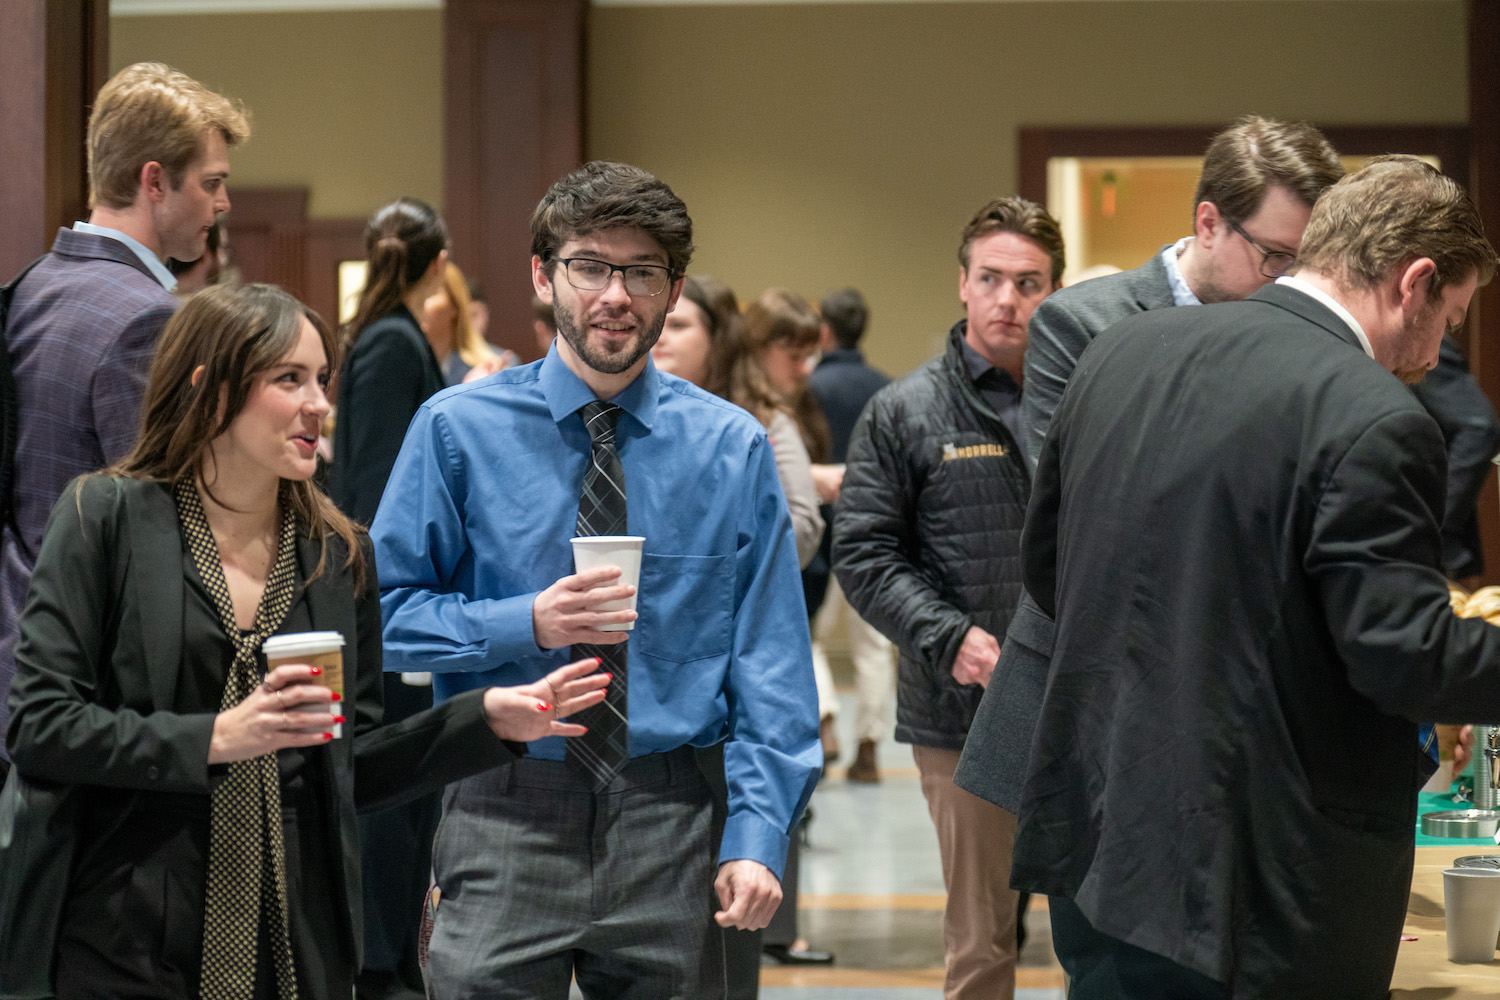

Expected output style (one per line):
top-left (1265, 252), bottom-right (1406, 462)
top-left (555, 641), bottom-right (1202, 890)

top-left (0, 229), bottom-right (178, 760)
top-left (1409, 334), bottom-right (1500, 578)
top-left (1011, 284), bottom-right (1500, 997)
top-left (955, 251), bottom-right (1175, 813)
top-left (0, 476), bottom-right (516, 998)
top-left (330, 306), bottom-right (445, 525)
top-left (808, 348), bottom-right (890, 464)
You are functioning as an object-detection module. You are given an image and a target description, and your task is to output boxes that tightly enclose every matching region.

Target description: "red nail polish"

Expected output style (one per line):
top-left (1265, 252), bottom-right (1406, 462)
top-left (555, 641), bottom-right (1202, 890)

top-left (333, 715), bottom-right (346, 725)
top-left (594, 657), bottom-right (603, 667)
top-left (604, 673), bottom-right (613, 681)
top-left (331, 692), bottom-right (342, 702)
top-left (309, 667), bottom-right (322, 675)
top-left (322, 732), bottom-right (334, 740)
top-left (536, 701), bottom-right (552, 712)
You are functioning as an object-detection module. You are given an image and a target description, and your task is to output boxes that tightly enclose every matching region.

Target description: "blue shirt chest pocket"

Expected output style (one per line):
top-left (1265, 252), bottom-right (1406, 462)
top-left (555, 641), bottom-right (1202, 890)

top-left (635, 552), bottom-right (734, 662)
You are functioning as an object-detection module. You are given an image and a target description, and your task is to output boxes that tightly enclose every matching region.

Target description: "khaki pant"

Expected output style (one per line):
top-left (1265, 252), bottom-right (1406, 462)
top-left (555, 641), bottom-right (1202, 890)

top-left (913, 746), bottom-right (1018, 1000)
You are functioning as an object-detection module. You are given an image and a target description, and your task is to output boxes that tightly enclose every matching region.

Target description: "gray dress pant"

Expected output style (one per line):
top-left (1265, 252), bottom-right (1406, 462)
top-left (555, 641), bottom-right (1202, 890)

top-left (424, 748), bottom-right (726, 1000)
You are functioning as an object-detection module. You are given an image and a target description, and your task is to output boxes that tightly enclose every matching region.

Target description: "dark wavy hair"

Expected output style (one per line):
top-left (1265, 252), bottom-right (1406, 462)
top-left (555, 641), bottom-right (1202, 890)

top-left (107, 282), bottom-right (366, 587)
top-left (531, 161), bottom-right (694, 278)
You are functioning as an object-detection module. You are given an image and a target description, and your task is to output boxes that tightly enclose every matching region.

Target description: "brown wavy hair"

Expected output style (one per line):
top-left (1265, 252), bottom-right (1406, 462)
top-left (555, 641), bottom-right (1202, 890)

top-left (106, 283), bottom-right (366, 588)
top-left (345, 197), bottom-right (448, 354)
top-left (735, 288), bottom-right (831, 463)
top-left (1297, 156), bottom-right (1497, 294)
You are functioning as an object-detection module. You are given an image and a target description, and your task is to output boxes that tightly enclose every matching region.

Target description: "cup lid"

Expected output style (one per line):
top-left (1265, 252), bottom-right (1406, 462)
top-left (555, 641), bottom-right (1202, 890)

top-left (571, 535), bottom-right (645, 544)
top-left (262, 631), bottom-right (346, 657)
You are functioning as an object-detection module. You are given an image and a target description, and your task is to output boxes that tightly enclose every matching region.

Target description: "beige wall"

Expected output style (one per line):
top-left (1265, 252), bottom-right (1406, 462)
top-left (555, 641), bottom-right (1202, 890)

top-left (587, 0), bottom-right (1465, 376)
top-left (111, 9), bottom-right (443, 220)
top-left (113, 1), bottom-right (1465, 376)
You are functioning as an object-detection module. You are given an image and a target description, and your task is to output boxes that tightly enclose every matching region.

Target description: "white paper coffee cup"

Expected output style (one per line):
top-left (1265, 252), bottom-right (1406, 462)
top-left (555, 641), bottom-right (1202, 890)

top-left (1443, 867), bottom-right (1500, 962)
top-left (571, 535), bottom-right (644, 631)
top-left (262, 631), bottom-right (347, 737)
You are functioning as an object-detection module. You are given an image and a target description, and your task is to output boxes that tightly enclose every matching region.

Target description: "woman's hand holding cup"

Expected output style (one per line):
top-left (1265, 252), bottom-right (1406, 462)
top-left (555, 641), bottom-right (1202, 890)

top-left (207, 663), bottom-right (343, 764)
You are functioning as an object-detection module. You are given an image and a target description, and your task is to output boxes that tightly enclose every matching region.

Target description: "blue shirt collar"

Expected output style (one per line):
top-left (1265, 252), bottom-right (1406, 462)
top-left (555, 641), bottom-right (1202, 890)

top-left (72, 220), bottom-right (178, 292)
top-left (539, 339), bottom-right (660, 431)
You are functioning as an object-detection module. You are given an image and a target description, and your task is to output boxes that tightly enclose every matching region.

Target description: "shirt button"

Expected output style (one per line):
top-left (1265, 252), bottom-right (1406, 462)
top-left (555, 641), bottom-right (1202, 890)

top-left (147, 766), bottom-right (160, 781)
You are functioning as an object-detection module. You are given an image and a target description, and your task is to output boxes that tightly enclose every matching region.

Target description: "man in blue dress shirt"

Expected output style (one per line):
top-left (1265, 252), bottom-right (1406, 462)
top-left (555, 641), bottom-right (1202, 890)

top-left (372, 161), bottom-right (821, 998)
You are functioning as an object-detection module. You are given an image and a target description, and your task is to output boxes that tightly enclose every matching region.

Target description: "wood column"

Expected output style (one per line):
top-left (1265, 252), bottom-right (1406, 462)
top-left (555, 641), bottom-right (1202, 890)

top-left (445, 0), bottom-right (586, 361)
top-left (0, 0), bottom-right (108, 283)
top-left (1469, 0), bottom-right (1500, 585)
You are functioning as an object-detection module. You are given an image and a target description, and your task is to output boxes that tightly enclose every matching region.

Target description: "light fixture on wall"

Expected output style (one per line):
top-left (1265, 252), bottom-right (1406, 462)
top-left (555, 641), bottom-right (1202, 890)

top-left (1100, 171), bottom-right (1118, 219)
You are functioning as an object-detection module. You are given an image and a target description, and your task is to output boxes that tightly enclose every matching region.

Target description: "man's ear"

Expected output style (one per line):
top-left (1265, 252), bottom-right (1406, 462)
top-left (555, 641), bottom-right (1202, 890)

top-left (1193, 201), bottom-right (1223, 247)
top-left (1397, 257), bottom-right (1438, 313)
top-left (141, 160), bottom-right (169, 206)
top-left (531, 256), bottom-right (554, 304)
top-left (665, 275), bottom-right (684, 312)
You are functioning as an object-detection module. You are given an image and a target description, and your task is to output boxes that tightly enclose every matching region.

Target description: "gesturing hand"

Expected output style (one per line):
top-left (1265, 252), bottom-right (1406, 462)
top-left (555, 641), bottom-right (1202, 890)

top-left (951, 626), bottom-right (999, 688)
top-left (208, 663), bottom-right (340, 764)
top-left (532, 566), bottom-right (636, 650)
top-left (483, 657), bottom-right (611, 742)
top-left (714, 860), bottom-right (782, 931)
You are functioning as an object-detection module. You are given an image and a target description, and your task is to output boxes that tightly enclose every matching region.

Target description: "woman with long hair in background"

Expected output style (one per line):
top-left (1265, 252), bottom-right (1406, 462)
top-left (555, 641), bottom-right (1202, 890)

top-left (326, 196), bottom-right (453, 999)
top-left (419, 261), bottom-right (516, 387)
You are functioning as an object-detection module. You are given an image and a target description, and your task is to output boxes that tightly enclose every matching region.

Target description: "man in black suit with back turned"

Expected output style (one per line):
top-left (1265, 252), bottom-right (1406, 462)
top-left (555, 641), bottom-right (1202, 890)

top-left (1011, 157), bottom-right (1498, 998)
top-left (955, 117), bottom-right (1344, 814)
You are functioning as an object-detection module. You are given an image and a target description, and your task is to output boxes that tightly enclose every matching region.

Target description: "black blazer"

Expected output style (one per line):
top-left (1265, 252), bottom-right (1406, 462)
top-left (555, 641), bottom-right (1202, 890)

top-left (955, 252), bottom-right (1177, 813)
top-left (0, 476), bottom-right (515, 998)
top-left (330, 306), bottom-right (445, 525)
top-left (1010, 284), bottom-right (1500, 997)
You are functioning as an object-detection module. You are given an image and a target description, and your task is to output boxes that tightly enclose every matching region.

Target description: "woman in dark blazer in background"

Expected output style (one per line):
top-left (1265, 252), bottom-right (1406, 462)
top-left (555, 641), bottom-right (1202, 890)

top-left (330, 197), bottom-right (449, 526)
top-left (0, 283), bottom-right (606, 999)
top-left (327, 197), bottom-right (451, 998)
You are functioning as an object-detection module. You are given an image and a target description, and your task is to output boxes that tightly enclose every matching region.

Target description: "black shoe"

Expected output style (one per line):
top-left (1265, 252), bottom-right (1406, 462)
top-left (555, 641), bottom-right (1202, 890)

top-left (763, 943), bottom-right (835, 965)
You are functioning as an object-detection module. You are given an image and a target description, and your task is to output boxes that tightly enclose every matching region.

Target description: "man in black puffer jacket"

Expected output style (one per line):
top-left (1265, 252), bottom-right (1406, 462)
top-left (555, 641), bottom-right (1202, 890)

top-left (833, 197), bottom-right (1063, 1000)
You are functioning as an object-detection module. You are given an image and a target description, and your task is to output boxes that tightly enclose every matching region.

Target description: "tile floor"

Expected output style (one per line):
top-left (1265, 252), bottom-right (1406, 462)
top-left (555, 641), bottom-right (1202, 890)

top-left (758, 689), bottom-right (1065, 999)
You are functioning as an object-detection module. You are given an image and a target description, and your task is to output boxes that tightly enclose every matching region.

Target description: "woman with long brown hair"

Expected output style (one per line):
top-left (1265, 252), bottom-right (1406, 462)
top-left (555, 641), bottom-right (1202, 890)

top-left (0, 282), bottom-right (607, 998)
top-left (330, 197), bottom-right (450, 527)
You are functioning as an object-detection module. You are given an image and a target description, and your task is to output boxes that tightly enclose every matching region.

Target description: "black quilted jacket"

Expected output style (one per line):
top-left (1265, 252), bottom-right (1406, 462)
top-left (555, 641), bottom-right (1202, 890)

top-left (833, 322), bottom-right (1030, 750)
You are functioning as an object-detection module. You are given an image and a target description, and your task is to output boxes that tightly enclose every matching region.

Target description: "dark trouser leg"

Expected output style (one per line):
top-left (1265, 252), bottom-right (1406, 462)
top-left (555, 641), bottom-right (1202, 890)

top-left (1049, 896), bottom-right (1228, 1000)
top-left (358, 675), bottom-right (438, 996)
top-left (762, 825), bottom-right (800, 947)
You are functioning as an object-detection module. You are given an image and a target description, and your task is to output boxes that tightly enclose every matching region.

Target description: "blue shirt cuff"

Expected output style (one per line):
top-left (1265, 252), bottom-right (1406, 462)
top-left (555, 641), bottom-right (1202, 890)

top-left (486, 591), bottom-right (547, 661)
top-left (718, 811), bottom-right (791, 881)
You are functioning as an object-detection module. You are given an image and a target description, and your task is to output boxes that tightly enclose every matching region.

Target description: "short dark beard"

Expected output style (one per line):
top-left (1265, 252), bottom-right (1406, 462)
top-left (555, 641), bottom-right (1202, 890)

top-left (553, 297), bottom-right (667, 375)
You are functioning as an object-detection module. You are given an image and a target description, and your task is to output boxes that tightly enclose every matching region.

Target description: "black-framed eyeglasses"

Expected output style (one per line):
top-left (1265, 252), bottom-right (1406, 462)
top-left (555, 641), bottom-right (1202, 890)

top-left (553, 256), bottom-right (675, 296)
top-left (1226, 219), bottom-right (1297, 279)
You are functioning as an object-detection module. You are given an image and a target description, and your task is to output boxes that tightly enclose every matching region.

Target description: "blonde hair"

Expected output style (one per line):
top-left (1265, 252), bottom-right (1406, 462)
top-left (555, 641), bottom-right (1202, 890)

top-left (88, 62), bottom-right (250, 210)
top-left (435, 263), bottom-right (498, 368)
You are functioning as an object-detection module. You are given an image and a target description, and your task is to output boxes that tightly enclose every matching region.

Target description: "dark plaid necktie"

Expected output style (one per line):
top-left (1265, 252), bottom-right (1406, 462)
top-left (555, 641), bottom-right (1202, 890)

top-left (175, 478), bottom-right (301, 1000)
top-left (568, 400), bottom-right (630, 789)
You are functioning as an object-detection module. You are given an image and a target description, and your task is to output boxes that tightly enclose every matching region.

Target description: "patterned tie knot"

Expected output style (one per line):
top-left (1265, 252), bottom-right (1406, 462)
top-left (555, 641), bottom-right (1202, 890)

top-left (582, 400), bottom-right (621, 446)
